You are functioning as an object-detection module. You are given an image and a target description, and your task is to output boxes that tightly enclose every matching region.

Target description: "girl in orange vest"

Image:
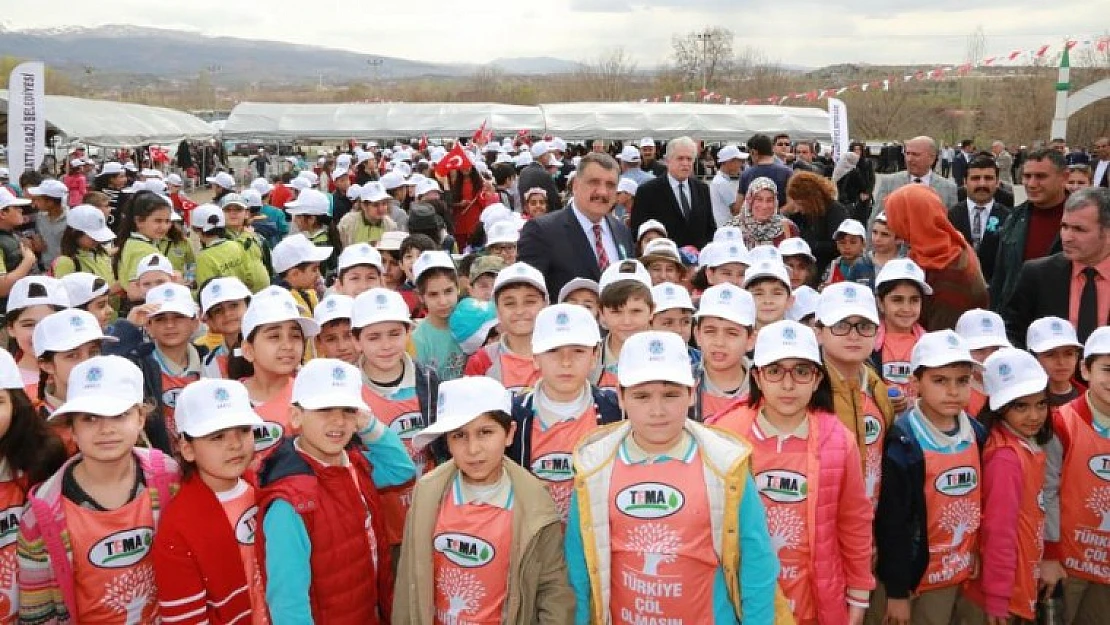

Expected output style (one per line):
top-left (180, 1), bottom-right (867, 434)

top-left (869, 259), bottom-right (928, 408)
top-left (710, 320), bottom-right (875, 624)
top-left (153, 379), bottom-right (270, 625)
top-left (875, 330), bottom-right (987, 625)
top-left (1044, 326), bottom-right (1110, 623)
top-left (17, 356), bottom-right (181, 624)
top-left (394, 376), bottom-right (575, 624)
top-left (0, 349), bottom-right (67, 623)
top-left (954, 309), bottom-right (1012, 419)
top-left (229, 286), bottom-right (320, 469)
top-left (962, 348), bottom-right (1051, 624)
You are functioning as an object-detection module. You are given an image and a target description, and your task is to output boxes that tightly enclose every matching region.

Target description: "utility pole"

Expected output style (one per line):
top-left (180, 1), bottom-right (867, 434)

top-left (696, 29), bottom-right (712, 91)
top-left (367, 57), bottom-right (383, 100)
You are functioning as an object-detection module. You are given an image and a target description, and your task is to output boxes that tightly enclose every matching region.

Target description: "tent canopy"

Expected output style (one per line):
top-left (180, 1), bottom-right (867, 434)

top-left (221, 101), bottom-right (831, 142)
top-left (0, 90), bottom-right (215, 148)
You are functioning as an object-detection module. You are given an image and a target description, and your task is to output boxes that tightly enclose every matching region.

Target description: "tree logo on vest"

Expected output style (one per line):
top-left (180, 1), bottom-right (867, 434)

top-left (88, 526), bottom-right (154, 568)
top-left (252, 421), bottom-right (284, 451)
top-left (935, 465), bottom-right (978, 496)
top-left (0, 506), bottom-right (20, 549)
top-left (434, 532), bottom-right (496, 568)
top-left (236, 506), bottom-right (259, 545)
top-left (864, 414), bottom-right (882, 445)
top-left (531, 453), bottom-right (573, 482)
top-left (388, 411), bottom-right (426, 440)
top-left (615, 482), bottom-right (685, 519)
top-left (756, 470), bottom-right (808, 503)
top-left (1087, 455), bottom-right (1110, 482)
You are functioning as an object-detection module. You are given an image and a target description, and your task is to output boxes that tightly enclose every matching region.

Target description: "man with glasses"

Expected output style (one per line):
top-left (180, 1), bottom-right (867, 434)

top-left (1093, 137), bottom-right (1110, 188)
top-left (772, 133), bottom-right (794, 166)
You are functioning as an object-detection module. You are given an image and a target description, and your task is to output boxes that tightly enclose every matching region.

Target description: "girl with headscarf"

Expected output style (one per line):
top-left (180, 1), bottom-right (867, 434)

top-left (728, 177), bottom-right (799, 250)
top-left (883, 184), bottom-right (989, 331)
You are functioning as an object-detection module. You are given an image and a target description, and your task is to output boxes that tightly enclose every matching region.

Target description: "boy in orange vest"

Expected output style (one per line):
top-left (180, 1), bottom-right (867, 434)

top-left (463, 261), bottom-right (547, 393)
top-left (595, 260), bottom-right (654, 392)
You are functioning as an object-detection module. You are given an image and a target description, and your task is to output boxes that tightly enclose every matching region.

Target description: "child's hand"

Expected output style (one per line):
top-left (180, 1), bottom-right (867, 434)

top-left (883, 598), bottom-right (910, 625)
top-left (1039, 559), bottom-right (1066, 593)
top-left (889, 392), bottom-right (910, 414)
top-left (128, 303), bottom-right (160, 327)
top-left (356, 409), bottom-right (373, 433)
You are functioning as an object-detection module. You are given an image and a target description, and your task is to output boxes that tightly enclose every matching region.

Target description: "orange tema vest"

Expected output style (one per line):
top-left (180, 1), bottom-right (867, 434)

top-left (488, 344), bottom-right (540, 395)
top-left (248, 378), bottom-right (296, 471)
top-left (159, 369), bottom-right (201, 440)
top-left (432, 480), bottom-right (512, 624)
top-left (219, 482), bottom-right (269, 625)
top-left (608, 449), bottom-right (716, 623)
top-left (528, 404), bottom-right (599, 522)
top-left (859, 390), bottom-right (885, 509)
top-left (64, 490), bottom-right (158, 624)
top-left (1057, 403), bottom-right (1110, 584)
top-left (362, 386), bottom-right (430, 546)
top-left (917, 436), bottom-right (982, 592)
top-left (0, 478), bottom-right (25, 623)
top-left (880, 332), bottom-right (917, 401)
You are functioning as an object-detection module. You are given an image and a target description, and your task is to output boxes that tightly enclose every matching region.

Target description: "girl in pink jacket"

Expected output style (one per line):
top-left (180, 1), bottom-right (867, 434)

top-left (711, 320), bottom-right (875, 625)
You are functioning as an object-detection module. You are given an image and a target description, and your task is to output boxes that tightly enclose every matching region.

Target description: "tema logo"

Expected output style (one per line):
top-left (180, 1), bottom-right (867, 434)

top-left (252, 421), bottom-right (284, 451)
top-left (615, 482), bottom-right (685, 519)
top-left (236, 506), bottom-right (259, 545)
top-left (388, 412), bottom-right (426, 439)
top-left (530, 453), bottom-right (573, 482)
top-left (434, 532), bottom-right (496, 568)
top-left (934, 465), bottom-right (978, 496)
top-left (756, 470), bottom-right (808, 503)
top-left (88, 527), bottom-right (154, 568)
top-left (863, 415), bottom-right (882, 446)
top-left (1088, 454), bottom-right (1110, 481)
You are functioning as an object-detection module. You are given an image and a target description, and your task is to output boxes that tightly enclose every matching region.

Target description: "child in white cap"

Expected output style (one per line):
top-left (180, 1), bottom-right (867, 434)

top-left (411, 251), bottom-right (465, 382)
top-left (595, 260), bottom-right (654, 393)
top-left (152, 379), bottom-right (269, 624)
top-left (284, 188), bottom-right (340, 275)
top-left (822, 218), bottom-right (874, 288)
top-left (962, 348), bottom-right (1052, 624)
top-left (640, 238), bottom-right (685, 286)
top-left (557, 277), bottom-right (600, 322)
top-left (635, 219), bottom-right (667, 255)
top-left (779, 237), bottom-right (818, 290)
top-left (871, 258), bottom-right (931, 407)
top-left (60, 272), bottom-right (115, 329)
top-left (650, 281), bottom-right (696, 346)
top-left (465, 262), bottom-right (547, 394)
top-left (271, 234), bottom-right (332, 322)
top-left (705, 240), bottom-right (749, 288)
top-left (191, 203), bottom-right (269, 294)
top-left (1026, 316), bottom-right (1084, 407)
top-left (565, 331), bottom-right (783, 623)
top-left (692, 283), bottom-right (756, 422)
top-left (954, 308), bottom-right (1012, 418)
top-left (394, 376), bottom-right (575, 623)
top-left (710, 320), bottom-right (875, 624)
top-left (219, 193), bottom-right (271, 290)
top-left (313, 294), bottom-right (358, 364)
top-left (17, 355), bottom-right (181, 624)
top-left (6, 276), bottom-right (70, 389)
top-left (50, 204), bottom-right (116, 289)
top-left (875, 331), bottom-right (987, 624)
top-left (505, 304), bottom-right (621, 521)
top-left (197, 277), bottom-right (253, 379)
top-left (334, 242), bottom-right (385, 298)
top-left (743, 255), bottom-right (794, 329)
top-left (256, 358), bottom-right (415, 623)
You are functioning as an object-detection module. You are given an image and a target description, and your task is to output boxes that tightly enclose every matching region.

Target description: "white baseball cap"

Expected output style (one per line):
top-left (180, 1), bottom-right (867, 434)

top-left (493, 262), bottom-right (548, 300)
top-left (357, 182), bottom-right (390, 203)
top-left (99, 162), bottom-right (125, 176)
top-left (637, 219), bottom-right (667, 241)
top-left (955, 309), bottom-right (1012, 351)
top-left (557, 278), bottom-right (599, 304)
top-left (165, 173), bottom-right (184, 187)
top-left (292, 358), bottom-right (370, 411)
top-left (241, 189), bottom-right (264, 208)
top-left (272, 234), bottom-right (332, 275)
top-left (709, 242), bottom-right (750, 269)
top-left (250, 177), bottom-right (274, 195)
top-left (874, 258), bottom-right (934, 295)
top-left (617, 178), bottom-right (638, 196)
top-left (0, 188), bottom-right (32, 209)
top-left (816, 282), bottom-right (880, 326)
top-left (1026, 316), bottom-right (1082, 354)
top-left (52, 356), bottom-right (144, 419)
top-left (617, 331), bottom-right (695, 388)
top-left (599, 259), bottom-right (652, 294)
top-left (747, 245), bottom-right (782, 265)
top-left (0, 349), bottom-right (24, 390)
top-left (338, 243), bottom-right (384, 274)
top-left (175, 379), bottom-right (264, 437)
top-left (146, 283), bottom-right (198, 318)
top-left (379, 171), bottom-right (405, 191)
top-left (314, 293), bottom-right (354, 327)
top-left (352, 288), bottom-right (412, 329)
top-left (714, 226), bottom-right (745, 245)
top-left (788, 285), bottom-right (820, 322)
top-left (617, 146), bottom-right (641, 163)
top-left (753, 320), bottom-right (822, 367)
top-left (199, 277), bottom-right (252, 317)
top-left (530, 142), bottom-right (549, 159)
top-left (205, 171), bottom-right (236, 191)
top-left (512, 152), bottom-right (533, 168)
top-left (140, 169), bottom-right (163, 179)
top-left (982, 348), bottom-right (1049, 411)
top-left (532, 303), bottom-right (601, 353)
top-left (285, 188), bottom-right (331, 216)
top-left (1085, 326), bottom-right (1110, 359)
top-left (778, 238), bottom-right (815, 262)
top-left (134, 253), bottom-right (175, 281)
top-left (290, 177), bottom-right (312, 192)
top-left (413, 250), bottom-right (456, 283)
top-left (32, 309), bottom-right (116, 358)
top-left (241, 285), bottom-right (320, 339)
top-left (741, 259), bottom-right (789, 288)
top-left (332, 167), bottom-right (350, 180)
top-left (218, 193), bottom-right (248, 210)
top-left (697, 283), bottom-right (756, 327)
top-left (717, 145), bottom-right (744, 162)
top-left (834, 219), bottom-right (867, 239)
top-left (639, 137), bottom-right (655, 148)
top-left (911, 330), bottom-right (976, 372)
top-left (376, 230), bottom-right (407, 252)
top-left (190, 204), bottom-right (225, 232)
top-left (27, 179), bottom-right (68, 200)
top-left (346, 184), bottom-right (363, 201)
top-left (641, 238), bottom-right (682, 264)
top-left (415, 178), bottom-right (442, 197)
top-left (8, 276), bottom-right (69, 313)
top-left (67, 204), bottom-right (116, 243)
top-left (413, 376), bottom-right (513, 450)
top-left (486, 220), bottom-right (520, 247)
top-left (652, 282), bottom-right (695, 314)
top-left (60, 272), bottom-right (111, 308)
top-left (480, 203), bottom-right (513, 231)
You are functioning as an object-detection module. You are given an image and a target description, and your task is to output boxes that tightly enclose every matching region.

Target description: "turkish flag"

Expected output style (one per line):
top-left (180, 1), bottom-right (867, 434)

top-left (472, 120), bottom-right (487, 145)
top-left (419, 134), bottom-right (428, 152)
top-left (435, 143), bottom-right (470, 177)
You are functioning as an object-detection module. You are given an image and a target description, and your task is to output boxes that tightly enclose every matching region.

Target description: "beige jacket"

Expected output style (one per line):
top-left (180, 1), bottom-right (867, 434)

top-left (392, 458), bottom-right (575, 624)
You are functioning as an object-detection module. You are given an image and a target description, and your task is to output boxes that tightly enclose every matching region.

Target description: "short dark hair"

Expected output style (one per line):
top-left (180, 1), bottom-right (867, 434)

top-left (1025, 148), bottom-right (1067, 172)
top-left (966, 155), bottom-right (999, 175)
top-left (773, 133), bottom-right (791, 144)
top-left (400, 233), bottom-right (437, 259)
top-left (748, 134), bottom-right (773, 156)
top-left (578, 152), bottom-right (619, 177)
top-left (492, 163), bottom-right (516, 186)
top-left (960, 139), bottom-right (974, 149)
top-left (600, 280), bottom-right (653, 311)
top-left (416, 266), bottom-right (458, 293)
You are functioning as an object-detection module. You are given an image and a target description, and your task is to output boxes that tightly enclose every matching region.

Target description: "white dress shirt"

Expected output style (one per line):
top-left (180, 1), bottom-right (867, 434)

top-left (668, 174), bottom-right (693, 217)
top-left (570, 201), bottom-right (621, 266)
top-left (966, 199), bottom-right (995, 243)
top-left (1096, 160), bottom-right (1109, 187)
top-left (910, 171), bottom-right (933, 186)
top-left (710, 171), bottom-right (739, 228)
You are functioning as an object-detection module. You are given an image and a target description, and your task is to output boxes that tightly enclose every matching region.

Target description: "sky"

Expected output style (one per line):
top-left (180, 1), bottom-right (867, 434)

top-left (1, 0), bottom-right (1107, 68)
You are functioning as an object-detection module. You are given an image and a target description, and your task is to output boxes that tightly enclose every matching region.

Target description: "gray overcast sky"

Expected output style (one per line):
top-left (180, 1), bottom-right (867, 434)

top-left (1, 0), bottom-right (1107, 67)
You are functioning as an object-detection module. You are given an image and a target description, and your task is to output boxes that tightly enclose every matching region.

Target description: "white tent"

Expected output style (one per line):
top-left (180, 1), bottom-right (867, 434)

top-left (538, 102), bottom-right (831, 142)
top-left (220, 102), bottom-right (546, 140)
top-left (0, 90), bottom-right (215, 148)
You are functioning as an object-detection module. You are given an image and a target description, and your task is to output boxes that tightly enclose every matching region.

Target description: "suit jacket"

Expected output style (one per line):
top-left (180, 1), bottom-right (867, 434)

top-left (1096, 160), bottom-right (1110, 188)
top-left (630, 174), bottom-right (715, 249)
top-left (517, 203), bottom-right (635, 298)
top-left (947, 202), bottom-right (1011, 283)
top-left (957, 186), bottom-right (1014, 209)
top-left (952, 151), bottom-right (970, 187)
top-left (1000, 253), bottom-right (1076, 347)
top-left (869, 172), bottom-right (959, 226)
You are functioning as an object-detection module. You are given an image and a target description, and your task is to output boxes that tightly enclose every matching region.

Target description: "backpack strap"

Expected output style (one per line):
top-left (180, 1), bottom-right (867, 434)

top-left (29, 496), bottom-right (78, 618)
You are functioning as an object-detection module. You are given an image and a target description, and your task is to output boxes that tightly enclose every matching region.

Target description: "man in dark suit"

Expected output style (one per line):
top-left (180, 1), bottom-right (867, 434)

top-left (948, 155), bottom-right (1011, 282)
top-left (951, 139), bottom-right (974, 187)
top-left (630, 136), bottom-right (716, 249)
top-left (1001, 188), bottom-right (1110, 347)
top-left (518, 152), bottom-right (635, 298)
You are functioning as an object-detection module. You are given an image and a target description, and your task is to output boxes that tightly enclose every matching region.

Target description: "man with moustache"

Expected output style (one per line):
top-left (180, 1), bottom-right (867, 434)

top-left (638, 137), bottom-right (668, 177)
top-left (948, 155), bottom-right (1011, 282)
top-left (518, 152), bottom-right (635, 298)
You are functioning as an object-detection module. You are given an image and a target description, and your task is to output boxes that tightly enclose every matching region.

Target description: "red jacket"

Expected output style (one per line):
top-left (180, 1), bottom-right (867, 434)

top-left (257, 438), bottom-right (393, 624)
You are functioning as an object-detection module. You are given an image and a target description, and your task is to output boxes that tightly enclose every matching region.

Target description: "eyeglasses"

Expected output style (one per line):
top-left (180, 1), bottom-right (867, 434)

top-left (759, 363), bottom-right (820, 383)
top-left (828, 320), bottom-right (879, 337)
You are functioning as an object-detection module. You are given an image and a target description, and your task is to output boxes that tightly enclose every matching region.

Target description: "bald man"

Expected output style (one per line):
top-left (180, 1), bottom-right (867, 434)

top-left (869, 136), bottom-right (959, 226)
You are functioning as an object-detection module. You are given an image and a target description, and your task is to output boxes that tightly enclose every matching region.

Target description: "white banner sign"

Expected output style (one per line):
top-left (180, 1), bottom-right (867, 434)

top-left (7, 62), bottom-right (46, 177)
top-left (827, 97), bottom-right (850, 162)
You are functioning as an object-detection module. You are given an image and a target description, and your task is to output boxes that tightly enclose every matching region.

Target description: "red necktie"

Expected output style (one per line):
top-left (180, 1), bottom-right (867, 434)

top-left (593, 223), bottom-right (610, 271)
